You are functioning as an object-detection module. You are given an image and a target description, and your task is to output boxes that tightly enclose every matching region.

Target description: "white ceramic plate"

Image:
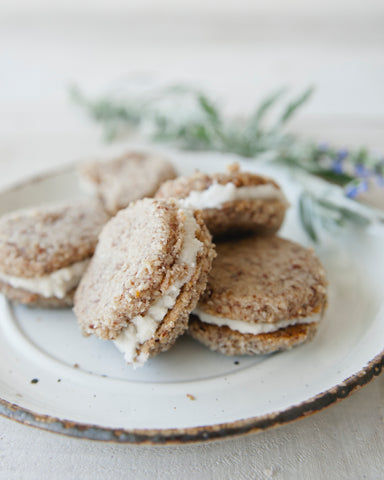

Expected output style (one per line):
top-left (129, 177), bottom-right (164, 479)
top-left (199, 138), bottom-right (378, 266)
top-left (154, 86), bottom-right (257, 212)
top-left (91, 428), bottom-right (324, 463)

top-left (1, 151), bottom-right (383, 444)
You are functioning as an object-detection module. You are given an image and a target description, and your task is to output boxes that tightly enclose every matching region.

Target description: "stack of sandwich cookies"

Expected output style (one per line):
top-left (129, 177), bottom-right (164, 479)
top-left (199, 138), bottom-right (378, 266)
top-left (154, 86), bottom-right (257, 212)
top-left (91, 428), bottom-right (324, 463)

top-left (0, 152), bottom-right (327, 367)
top-left (189, 236), bottom-right (327, 355)
top-left (74, 198), bottom-right (215, 367)
top-left (0, 201), bottom-right (110, 307)
top-left (156, 163), bottom-right (288, 237)
top-left (79, 151), bottom-right (176, 215)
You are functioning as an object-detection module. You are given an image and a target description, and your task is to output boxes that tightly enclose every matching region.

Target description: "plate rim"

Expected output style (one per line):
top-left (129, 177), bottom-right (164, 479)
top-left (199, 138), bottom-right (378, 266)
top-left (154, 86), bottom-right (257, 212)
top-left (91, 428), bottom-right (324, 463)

top-left (1, 350), bottom-right (383, 444)
top-left (0, 162), bottom-right (383, 445)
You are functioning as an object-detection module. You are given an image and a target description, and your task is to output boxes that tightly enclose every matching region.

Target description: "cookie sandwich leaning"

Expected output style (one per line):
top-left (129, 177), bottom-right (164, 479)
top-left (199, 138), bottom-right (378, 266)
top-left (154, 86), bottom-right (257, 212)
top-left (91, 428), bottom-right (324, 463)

top-left (74, 198), bottom-right (216, 367)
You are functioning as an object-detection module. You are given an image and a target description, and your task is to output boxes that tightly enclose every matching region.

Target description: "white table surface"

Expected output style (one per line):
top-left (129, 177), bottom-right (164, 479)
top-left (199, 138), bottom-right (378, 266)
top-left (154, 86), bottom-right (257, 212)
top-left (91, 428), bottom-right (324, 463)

top-left (1, 5), bottom-right (384, 478)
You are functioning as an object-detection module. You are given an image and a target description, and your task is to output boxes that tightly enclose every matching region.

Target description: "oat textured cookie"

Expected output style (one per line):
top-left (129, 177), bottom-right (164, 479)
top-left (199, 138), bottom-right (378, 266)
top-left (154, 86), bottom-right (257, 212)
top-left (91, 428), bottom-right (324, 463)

top-left (156, 163), bottom-right (288, 238)
top-left (74, 198), bottom-right (215, 367)
top-left (79, 151), bottom-right (176, 214)
top-left (189, 235), bottom-right (327, 355)
top-left (0, 201), bottom-right (110, 307)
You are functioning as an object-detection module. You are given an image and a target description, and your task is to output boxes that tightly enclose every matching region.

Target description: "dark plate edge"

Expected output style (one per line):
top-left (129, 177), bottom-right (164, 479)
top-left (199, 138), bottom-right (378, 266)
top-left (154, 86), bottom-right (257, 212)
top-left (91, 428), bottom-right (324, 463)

top-left (1, 349), bottom-right (383, 445)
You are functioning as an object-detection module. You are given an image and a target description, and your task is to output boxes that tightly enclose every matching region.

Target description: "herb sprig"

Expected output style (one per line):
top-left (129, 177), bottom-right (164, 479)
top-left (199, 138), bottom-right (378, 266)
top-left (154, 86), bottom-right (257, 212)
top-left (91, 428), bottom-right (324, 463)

top-left (298, 191), bottom-right (374, 243)
top-left (70, 84), bottom-right (313, 155)
top-left (70, 83), bottom-right (384, 242)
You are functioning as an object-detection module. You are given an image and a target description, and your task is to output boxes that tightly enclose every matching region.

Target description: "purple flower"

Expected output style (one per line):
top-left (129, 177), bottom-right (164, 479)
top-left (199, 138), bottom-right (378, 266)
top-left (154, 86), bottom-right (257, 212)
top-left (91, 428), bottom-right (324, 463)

top-left (332, 159), bottom-right (344, 174)
top-left (345, 180), bottom-right (368, 198)
top-left (346, 185), bottom-right (359, 198)
top-left (336, 149), bottom-right (348, 161)
top-left (354, 163), bottom-right (370, 178)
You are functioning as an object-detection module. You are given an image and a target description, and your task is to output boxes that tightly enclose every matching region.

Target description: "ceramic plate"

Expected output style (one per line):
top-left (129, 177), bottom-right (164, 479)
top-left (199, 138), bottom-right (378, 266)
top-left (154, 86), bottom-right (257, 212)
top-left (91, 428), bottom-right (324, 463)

top-left (1, 151), bottom-right (383, 444)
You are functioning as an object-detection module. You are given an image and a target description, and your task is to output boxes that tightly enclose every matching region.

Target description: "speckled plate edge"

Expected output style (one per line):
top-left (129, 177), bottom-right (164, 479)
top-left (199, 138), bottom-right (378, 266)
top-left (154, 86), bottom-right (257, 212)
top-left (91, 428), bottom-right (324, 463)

top-left (1, 350), bottom-right (383, 444)
top-left (0, 164), bottom-right (383, 445)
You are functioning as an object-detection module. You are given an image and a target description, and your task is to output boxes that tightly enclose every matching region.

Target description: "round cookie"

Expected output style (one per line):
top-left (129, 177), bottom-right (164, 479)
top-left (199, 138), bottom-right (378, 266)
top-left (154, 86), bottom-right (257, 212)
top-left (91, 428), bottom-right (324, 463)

top-left (74, 198), bottom-right (215, 367)
top-left (79, 151), bottom-right (176, 215)
top-left (188, 321), bottom-right (319, 356)
top-left (189, 235), bottom-right (327, 356)
top-left (155, 163), bottom-right (288, 238)
top-left (0, 201), bottom-right (110, 307)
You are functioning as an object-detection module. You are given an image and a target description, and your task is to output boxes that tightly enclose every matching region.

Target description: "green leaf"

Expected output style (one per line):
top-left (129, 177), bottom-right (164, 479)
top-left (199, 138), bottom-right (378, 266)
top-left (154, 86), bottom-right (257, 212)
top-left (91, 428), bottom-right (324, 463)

top-left (248, 88), bottom-right (287, 131)
top-left (316, 198), bottom-right (371, 227)
top-left (197, 94), bottom-right (221, 125)
top-left (308, 169), bottom-right (355, 186)
top-left (278, 86), bottom-right (314, 125)
top-left (351, 147), bottom-right (370, 167)
top-left (298, 193), bottom-right (318, 242)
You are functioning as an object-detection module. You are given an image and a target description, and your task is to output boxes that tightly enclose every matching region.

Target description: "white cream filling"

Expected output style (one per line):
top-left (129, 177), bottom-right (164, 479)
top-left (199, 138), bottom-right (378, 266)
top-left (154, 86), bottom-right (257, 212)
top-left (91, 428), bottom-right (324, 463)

top-left (193, 308), bottom-right (321, 335)
top-left (113, 209), bottom-right (203, 367)
top-left (0, 259), bottom-right (90, 299)
top-left (180, 182), bottom-right (287, 210)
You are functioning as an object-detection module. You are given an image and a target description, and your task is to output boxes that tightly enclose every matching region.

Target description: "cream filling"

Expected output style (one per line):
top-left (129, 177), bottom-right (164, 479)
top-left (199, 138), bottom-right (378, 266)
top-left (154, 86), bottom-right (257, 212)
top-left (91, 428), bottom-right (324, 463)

top-left (193, 308), bottom-right (321, 335)
top-left (113, 209), bottom-right (203, 367)
top-left (0, 259), bottom-right (90, 299)
top-left (180, 182), bottom-right (287, 210)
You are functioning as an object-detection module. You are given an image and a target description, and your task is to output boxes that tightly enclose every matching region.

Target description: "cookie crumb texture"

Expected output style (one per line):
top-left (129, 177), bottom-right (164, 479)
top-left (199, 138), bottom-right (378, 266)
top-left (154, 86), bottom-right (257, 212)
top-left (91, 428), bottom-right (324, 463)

top-left (79, 151), bottom-right (176, 214)
top-left (201, 198), bottom-right (285, 237)
top-left (0, 201), bottom-right (109, 278)
top-left (189, 317), bottom-right (319, 355)
top-left (156, 169), bottom-right (287, 237)
top-left (0, 201), bottom-right (109, 307)
top-left (199, 236), bottom-right (327, 324)
top-left (74, 198), bottom-right (215, 363)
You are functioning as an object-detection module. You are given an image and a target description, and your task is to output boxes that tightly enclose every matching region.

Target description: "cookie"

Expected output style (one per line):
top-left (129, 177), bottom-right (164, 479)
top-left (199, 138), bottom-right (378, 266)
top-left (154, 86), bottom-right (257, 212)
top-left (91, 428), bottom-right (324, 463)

top-left (156, 163), bottom-right (288, 238)
top-left (79, 151), bottom-right (176, 214)
top-left (74, 198), bottom-right (215, 367)
top-left (0, 201), bottom-right (110, 307)
top-left (189, 235), bottom-right (327, 355)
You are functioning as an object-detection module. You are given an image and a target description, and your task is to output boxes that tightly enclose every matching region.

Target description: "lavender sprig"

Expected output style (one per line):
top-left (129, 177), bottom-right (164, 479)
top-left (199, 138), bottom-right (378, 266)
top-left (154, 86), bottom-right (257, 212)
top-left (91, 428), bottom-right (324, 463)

top-left (69, 83), bottom-right (313, 156)
top-left (276, 141), bottom-right (384, 199)
top-left (70, 82), bottom-right (384, 241)
top-left (298, 191), bottom-right (373, 243)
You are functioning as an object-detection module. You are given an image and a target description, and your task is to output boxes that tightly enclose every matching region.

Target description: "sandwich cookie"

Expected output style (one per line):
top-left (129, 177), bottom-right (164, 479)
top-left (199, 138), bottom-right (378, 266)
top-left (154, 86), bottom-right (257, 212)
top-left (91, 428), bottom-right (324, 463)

top-left (189, 235), bottom-right (327, 355)
top-left (156, 163), bottom-right (288, 238)
top-left (0, 201), bottom-right (110, 307)
top-left (79, 151), bottom-right (176, 215)
top-left (74, 198), bottom-right (215, 367)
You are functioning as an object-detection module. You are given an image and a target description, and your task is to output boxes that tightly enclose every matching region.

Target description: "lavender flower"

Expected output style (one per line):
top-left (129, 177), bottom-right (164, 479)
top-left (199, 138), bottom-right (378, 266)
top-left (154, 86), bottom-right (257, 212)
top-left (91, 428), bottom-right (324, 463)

top-left (345, 180), bottom-right (368, 198)
top-left (330, 149), bottom-right (348, 174)
top-left (332, 159), bottom-right (344, 175)
top-left (336, 149), bottom-right (349, 161)
top-left (354, 163), bottom-right (370, 178)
